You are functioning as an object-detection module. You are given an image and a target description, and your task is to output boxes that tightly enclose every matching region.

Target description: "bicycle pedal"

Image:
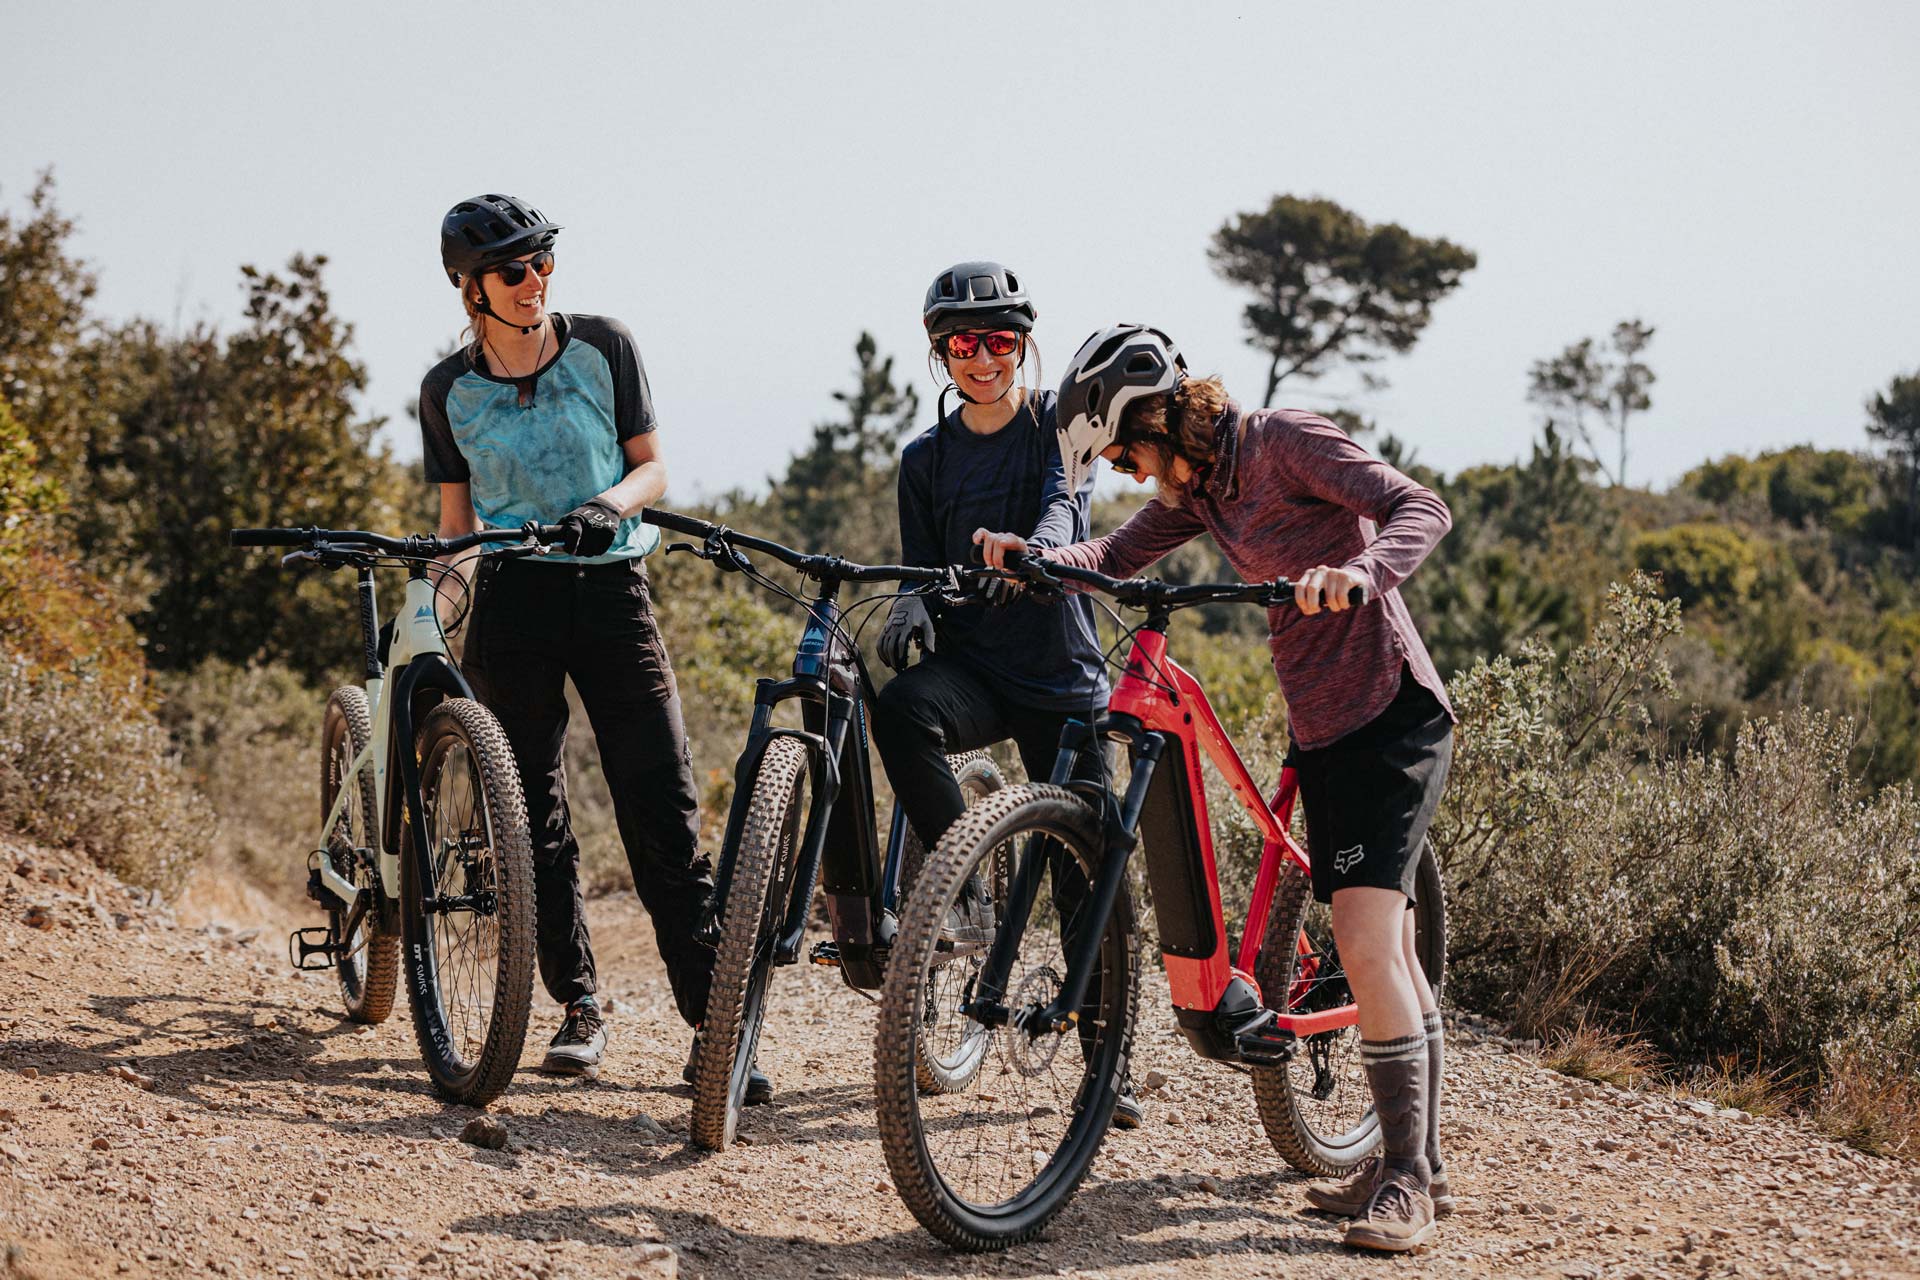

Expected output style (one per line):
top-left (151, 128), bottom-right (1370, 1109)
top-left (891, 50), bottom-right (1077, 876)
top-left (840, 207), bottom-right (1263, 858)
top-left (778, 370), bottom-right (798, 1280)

top-left (287, 927), bottom-right (338, 971)
top-left (1234, 1022), bottom-right (1297, 1066)
top-left (809, 941), bottom-right (841, 968)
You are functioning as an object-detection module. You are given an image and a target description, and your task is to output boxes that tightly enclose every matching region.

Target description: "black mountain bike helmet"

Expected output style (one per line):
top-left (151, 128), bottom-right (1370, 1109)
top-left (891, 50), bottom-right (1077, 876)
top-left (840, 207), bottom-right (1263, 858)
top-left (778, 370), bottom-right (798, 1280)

top-left (441, 194), bottom-right (562, 286)
top-left (1055, 324), bottom-right (1188, 494)
top-left (922, 261), bottom-right (1037, 338)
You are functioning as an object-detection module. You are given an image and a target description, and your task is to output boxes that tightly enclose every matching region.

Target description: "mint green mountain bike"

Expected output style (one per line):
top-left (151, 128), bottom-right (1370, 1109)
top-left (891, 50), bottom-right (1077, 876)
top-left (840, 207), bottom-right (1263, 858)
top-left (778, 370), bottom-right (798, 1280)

top-left (232, 522), bottom-right (565, 1105)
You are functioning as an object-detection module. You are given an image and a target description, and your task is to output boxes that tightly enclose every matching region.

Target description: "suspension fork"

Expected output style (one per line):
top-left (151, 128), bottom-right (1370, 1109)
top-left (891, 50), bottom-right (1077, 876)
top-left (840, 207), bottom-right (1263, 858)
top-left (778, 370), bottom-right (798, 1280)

top-left (774, 691), bottom-right (851, 962)
top-left (966, 726), bottom-right (1165, 1034)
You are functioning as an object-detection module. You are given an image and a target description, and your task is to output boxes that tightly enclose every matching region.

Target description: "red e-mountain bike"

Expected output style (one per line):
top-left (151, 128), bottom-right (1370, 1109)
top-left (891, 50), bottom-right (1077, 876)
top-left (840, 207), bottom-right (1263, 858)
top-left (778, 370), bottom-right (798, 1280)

top-left (874, 555), bottom-right (1445, 1251)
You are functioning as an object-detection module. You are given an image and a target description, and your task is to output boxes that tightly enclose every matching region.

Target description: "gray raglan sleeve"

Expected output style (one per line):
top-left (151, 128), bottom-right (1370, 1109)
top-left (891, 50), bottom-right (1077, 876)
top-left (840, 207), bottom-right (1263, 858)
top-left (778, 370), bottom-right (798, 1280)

top-left (419, 365), bottom-right (470, 484)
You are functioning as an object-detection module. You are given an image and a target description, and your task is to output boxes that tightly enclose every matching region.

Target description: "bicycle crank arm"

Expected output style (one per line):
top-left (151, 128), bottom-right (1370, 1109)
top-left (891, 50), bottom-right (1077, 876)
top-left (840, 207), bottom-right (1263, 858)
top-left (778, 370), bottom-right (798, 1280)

top-left (306, 850), bottom-right (364, 914)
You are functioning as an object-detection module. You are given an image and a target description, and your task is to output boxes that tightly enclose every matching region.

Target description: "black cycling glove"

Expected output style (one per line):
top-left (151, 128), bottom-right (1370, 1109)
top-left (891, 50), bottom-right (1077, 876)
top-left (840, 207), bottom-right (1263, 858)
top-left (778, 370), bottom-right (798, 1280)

top-left (558, 498), bottom-right (624, 557)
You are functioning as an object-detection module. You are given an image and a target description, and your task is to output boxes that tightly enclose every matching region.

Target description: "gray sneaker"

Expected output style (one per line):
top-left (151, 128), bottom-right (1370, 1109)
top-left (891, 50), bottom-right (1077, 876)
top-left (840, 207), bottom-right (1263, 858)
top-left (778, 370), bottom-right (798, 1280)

top-left (538, 999), bottom-right (607, 1077)
top-left (1305, 1155), bottom-right (1454, 1218)
top-left (1342, 1169), bottom-right (1437, 1253)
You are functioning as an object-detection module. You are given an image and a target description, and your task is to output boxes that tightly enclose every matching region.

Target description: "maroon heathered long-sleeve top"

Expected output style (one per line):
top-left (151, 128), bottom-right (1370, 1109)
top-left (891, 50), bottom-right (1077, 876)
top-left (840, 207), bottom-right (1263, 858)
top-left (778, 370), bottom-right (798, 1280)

top-left (1044, 404), bottom-right (1455, 751)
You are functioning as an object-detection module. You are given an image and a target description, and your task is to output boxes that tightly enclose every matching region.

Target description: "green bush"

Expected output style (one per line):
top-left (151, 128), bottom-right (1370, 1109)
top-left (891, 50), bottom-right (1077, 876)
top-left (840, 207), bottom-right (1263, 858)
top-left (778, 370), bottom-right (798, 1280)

top-left (0, 643), bottom-right (208, 892)
top-left (1434, 573), bottom-right (1920, 1087)
top-left (0, 394), bottom-right (208, 891)
top-left (1631, 522), bottom-right (1759, 611)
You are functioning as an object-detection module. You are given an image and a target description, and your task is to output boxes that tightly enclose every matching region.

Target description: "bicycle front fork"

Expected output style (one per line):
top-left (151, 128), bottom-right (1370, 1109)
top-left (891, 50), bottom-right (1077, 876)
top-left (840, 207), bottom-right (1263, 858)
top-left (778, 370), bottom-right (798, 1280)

top-left (963, 718), bottom-right (1162, 1036)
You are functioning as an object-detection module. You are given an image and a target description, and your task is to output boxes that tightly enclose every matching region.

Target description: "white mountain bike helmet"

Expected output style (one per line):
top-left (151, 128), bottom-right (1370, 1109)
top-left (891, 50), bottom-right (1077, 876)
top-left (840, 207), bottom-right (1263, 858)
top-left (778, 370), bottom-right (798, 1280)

top-left (1055, 324), bottom-right (1187, 495)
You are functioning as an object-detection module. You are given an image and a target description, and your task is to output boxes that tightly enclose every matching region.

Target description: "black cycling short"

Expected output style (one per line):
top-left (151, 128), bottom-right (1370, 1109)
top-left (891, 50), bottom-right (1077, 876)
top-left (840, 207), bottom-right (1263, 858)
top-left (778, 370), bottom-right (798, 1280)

top-left (1289, 666), bottom-right (1453, 906)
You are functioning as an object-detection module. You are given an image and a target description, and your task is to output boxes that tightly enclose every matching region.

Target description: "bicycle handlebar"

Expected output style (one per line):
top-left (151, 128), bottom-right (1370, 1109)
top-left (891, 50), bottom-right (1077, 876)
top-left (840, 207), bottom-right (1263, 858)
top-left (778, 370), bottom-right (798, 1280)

top-left (642, 508), bottom-right (996, 588)
top-left (229, 523), bottom-right (570, 559)
top-left (998, 549), bottom-right (1369, 612)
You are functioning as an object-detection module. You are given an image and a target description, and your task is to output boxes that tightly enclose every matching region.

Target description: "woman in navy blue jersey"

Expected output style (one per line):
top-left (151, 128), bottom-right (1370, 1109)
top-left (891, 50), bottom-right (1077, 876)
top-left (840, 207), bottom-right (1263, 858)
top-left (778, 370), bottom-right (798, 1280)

top-left (871, 262), bottom-right (1139, 1127)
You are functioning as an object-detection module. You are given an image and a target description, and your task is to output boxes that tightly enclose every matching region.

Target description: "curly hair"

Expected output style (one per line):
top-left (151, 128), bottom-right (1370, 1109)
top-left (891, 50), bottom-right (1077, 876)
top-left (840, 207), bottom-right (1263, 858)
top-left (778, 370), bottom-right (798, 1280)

top-left (1119, 375), bottom-right (1230, 507)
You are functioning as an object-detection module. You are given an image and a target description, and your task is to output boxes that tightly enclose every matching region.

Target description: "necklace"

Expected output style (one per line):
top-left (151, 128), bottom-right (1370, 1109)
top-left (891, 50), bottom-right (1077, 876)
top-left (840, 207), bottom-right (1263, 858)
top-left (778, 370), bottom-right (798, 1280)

top-left (483, 319), bottom-right (552, 408)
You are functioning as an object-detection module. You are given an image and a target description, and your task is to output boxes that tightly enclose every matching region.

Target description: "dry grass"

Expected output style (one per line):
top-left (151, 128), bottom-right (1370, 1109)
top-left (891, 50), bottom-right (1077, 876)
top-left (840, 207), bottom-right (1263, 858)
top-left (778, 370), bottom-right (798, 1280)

top-left (1814, 1052), bottom-right (1920, 1159)
top-left (1539, 1019), bottom-right (1665, 1090)
top-left (1684, 1054), bottom-right (1806, 1118)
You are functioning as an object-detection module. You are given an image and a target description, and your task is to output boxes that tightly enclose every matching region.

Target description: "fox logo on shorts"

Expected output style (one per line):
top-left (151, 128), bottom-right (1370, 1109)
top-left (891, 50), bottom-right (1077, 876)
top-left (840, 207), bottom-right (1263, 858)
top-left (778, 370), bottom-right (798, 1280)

top-left (1333, 843), bottom-right (1366, 874)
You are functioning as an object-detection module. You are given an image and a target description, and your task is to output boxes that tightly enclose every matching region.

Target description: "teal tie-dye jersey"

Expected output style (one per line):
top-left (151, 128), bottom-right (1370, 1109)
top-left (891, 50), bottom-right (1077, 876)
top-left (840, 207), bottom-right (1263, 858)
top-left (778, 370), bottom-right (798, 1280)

top-left (418, 314), bottom-right (662, 563)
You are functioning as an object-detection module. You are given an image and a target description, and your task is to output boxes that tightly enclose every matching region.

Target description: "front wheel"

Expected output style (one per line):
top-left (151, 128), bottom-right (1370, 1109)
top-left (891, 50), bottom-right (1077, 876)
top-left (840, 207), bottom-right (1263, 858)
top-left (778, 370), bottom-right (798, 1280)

top-left (689, 737), bottom-right (808, 1152)
top-left (399, 698), bottom-right (537, 1106)
top-left (321, 687), bottom-right (397, 1023)
top-left (876, 784), bottom-right (1138, 1252)
top-left (1251, 838), bottom-right (1446, 1175)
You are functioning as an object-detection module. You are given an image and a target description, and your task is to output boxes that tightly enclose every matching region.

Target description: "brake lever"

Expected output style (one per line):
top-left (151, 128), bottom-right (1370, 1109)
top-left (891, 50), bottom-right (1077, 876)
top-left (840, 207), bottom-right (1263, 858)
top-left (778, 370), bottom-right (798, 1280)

top-left (280, 549), bottom-right (322, 569)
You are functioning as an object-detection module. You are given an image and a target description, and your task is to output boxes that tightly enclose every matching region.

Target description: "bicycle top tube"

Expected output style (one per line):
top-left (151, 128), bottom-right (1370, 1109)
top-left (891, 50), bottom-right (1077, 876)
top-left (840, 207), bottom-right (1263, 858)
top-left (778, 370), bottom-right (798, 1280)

top-left (643, 507), bottom-right (1002, 590)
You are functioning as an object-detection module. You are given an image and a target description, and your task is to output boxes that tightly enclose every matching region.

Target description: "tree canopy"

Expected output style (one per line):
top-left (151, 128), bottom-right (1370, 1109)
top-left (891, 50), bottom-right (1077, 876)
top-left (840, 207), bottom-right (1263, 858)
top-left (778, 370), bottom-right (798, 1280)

top-left (1207, 194), bottom-right (1476, 405)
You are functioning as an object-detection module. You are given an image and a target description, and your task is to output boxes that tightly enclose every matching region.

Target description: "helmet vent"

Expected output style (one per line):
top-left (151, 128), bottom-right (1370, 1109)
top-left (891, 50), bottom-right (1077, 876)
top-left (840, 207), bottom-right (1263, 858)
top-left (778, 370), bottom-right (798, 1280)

top-left (969, 274), bottom-right (997, 299)
top-left (1126, 353), bottom-right (1162, 376)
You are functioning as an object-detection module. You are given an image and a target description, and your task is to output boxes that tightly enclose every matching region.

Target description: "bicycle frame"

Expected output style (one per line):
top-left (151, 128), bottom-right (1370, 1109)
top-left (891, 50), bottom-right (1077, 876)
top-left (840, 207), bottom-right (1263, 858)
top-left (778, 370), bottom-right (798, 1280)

top-left (971, 615), bottom-right (1348, 1063)
top-left (310, 564), bottom-right (476, 936)
top-left (699, 578), bottom-right (908, 991)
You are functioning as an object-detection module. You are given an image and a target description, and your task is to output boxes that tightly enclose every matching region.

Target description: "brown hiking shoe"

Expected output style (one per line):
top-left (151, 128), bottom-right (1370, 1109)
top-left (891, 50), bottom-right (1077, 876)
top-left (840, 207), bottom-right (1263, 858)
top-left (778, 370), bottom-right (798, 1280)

top-left (1304, 1155), bottom-right (1454, 1218)
top-left (1343, 1170), bottom-right (1436, 1253)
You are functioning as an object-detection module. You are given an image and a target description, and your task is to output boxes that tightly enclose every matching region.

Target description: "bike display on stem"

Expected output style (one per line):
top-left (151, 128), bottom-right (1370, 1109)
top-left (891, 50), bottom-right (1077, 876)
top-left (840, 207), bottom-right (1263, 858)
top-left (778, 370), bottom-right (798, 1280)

top-left (642, 509), bottom-right (1009, 1151)
top-left (230, 520), bottom-right (569, 1106)
top-left (873, 551), bottom-right (1446, 1251)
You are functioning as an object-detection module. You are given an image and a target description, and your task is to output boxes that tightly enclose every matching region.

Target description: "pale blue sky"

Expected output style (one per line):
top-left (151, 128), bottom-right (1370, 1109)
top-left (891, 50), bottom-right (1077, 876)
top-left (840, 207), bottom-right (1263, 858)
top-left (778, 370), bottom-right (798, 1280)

top-left (6, 2), bottom-right (1917, 501)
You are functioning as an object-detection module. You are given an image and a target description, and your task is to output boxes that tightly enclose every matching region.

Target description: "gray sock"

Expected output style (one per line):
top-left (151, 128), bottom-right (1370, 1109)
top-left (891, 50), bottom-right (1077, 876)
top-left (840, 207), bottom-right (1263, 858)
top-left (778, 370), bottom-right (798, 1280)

top-left (1359, 1034), bottom-right (1431, 1188)
top-left (1423, 1010), bottom-right (1444, 1176)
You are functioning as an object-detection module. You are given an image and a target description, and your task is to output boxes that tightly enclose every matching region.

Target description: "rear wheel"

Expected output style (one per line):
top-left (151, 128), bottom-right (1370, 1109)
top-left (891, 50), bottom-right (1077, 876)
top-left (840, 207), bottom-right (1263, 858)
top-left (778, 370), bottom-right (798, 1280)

top-left (876, 784), bottom-right (1137, 1252)
top-left (907, 752), bottom-right (1006, 1096)
top-left (321, 687), bottom-right (397, 1024)
top-left (399, 698), bottom-right (536, 1107)
top-left (1251, 839), bottom-right (1446, 1175)
top-left (689, 737), bottom-right (808, 1152)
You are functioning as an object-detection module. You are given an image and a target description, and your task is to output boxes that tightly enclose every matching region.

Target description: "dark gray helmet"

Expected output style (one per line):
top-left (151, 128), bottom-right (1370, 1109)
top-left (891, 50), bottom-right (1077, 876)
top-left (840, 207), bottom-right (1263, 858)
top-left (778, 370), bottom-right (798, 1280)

top-left (1056, 324), bottom-right (1187, 494)
top-left (923, 261), bottom-right (1037, 337)
top-left (441, 194), bottom-right (561, 286)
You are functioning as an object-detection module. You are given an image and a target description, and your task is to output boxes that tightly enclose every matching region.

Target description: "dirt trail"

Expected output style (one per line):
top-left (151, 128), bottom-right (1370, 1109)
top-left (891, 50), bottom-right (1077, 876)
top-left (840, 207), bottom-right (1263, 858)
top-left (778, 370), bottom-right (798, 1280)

top-left (2, 834), bottom-right (1917, 1280)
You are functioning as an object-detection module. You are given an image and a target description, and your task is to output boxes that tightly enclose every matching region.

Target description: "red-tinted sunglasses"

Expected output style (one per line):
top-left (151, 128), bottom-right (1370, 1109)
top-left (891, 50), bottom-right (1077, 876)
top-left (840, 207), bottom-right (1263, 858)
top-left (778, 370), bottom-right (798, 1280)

top-left (488, 250), bottom-right (555, 286)
top-left (941, 330), bottom-right (1021, 360)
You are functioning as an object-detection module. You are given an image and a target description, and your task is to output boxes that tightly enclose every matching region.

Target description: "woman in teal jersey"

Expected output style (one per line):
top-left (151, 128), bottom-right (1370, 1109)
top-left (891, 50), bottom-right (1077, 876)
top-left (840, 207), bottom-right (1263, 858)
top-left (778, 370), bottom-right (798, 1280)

top-left (420, 194), bottom-right (740, 1092)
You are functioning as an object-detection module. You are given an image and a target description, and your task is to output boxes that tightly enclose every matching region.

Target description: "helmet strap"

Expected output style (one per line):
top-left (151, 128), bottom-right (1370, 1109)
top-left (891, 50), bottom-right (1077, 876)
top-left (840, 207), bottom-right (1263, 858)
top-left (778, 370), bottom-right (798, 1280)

top-left (467, 279), bottom-right (542, 336)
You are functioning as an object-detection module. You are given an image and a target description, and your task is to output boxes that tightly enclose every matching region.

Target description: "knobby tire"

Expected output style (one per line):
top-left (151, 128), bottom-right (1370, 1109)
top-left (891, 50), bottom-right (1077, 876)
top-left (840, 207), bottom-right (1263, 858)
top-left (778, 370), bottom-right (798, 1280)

top-left (689, 737), bottom-right (808, 1152)
top-left (399, 698), bottom-right (536, 1107)
top-left (875, 783), bottom-right (1139, 1252)
top-left (322, 687), bottom-right (398, 1024)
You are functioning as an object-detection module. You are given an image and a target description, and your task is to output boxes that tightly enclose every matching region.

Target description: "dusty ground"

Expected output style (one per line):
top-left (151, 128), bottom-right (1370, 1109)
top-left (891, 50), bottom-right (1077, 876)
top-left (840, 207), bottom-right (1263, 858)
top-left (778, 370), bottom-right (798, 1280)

top-left (3, 833), bottom-right (1918, 1280)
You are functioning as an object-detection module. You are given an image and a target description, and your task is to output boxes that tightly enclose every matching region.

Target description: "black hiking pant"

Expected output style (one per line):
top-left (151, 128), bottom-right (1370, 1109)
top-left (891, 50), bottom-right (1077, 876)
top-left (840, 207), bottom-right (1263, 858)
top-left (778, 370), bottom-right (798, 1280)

top-left (462, 556), bottom-right (714, 1026)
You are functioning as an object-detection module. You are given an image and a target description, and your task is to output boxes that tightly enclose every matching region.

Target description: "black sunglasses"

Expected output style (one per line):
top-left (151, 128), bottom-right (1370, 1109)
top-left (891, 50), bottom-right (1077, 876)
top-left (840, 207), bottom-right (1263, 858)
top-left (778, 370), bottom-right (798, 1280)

top-left (487, 250), bottom-right (555, 286)
top-left (1108, 434), bottom-right (1168, 476)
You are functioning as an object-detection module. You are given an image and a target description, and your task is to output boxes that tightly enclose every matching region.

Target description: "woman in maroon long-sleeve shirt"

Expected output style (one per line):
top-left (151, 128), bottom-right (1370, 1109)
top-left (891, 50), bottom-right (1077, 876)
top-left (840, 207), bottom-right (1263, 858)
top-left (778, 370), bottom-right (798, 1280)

top-left (975, 325), bottom-right (1457, 1253)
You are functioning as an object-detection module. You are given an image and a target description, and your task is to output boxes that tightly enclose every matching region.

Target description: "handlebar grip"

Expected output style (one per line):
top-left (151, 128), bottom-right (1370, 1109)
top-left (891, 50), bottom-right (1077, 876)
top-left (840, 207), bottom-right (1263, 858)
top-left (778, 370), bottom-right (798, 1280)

top-left (1349, 583), bottom-right (1370, 608)
top-left (640, 508), bottom-right (711, 537)
top-left (230, 528), bottom-right (310, 547)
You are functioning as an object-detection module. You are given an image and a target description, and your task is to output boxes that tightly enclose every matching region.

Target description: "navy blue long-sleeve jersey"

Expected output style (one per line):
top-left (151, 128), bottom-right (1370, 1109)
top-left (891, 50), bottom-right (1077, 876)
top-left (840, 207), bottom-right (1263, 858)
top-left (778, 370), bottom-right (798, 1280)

top-left (896, 390), bottom-right (1109, 711)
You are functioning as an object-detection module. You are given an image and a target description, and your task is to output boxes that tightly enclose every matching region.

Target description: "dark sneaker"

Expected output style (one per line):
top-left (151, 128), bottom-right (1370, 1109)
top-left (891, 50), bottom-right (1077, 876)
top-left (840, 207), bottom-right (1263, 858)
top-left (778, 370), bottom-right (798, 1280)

top-left (683, 1034), bottom-right (773, 1105)
top-left (937, 874), bottom-right (995, 950)
top-left (1305, 1155), bottom-right (1454, 1218)
top-left (539, 999), bottom-right (607, 1077)
top-left (1342, 1169), bottom-right (1437, 1253)
top-left (1111, 1084), bottom-right (1145, 1131)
